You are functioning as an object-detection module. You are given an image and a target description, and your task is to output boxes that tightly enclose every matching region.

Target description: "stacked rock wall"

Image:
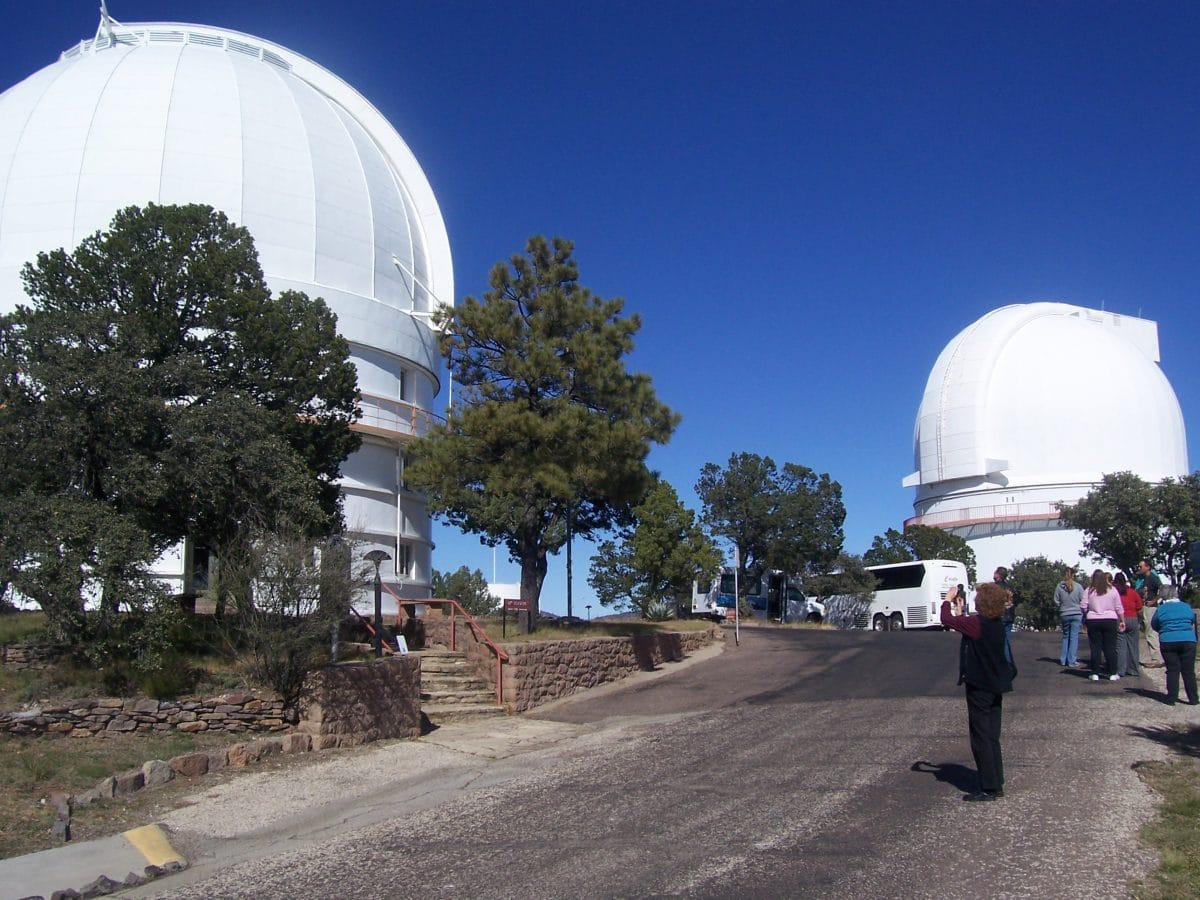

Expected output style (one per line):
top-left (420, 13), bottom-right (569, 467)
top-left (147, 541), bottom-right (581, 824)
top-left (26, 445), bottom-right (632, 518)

top-left (0, 642), bottom-right (58, 670)
top-left (297, 655), bottom-right (421, 747)
top-left (499, 629), bottom-right (720, 712)
top-left (3, 657), bottom-right (422, 743)
top-left (1, 693), bottom-right (289, 737)
top-left (439, 625), bottom-right (721, 713)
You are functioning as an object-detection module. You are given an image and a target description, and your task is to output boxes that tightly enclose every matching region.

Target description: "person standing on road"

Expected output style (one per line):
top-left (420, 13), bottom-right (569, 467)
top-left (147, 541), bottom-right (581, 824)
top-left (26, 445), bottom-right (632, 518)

top-left (1114, 572), bottom-right (1142, 677)
top-left (994, 566), bottom-right (1016, 664)
top-left (940, 582), bottom-right (1014, 802)
top-left (1150, 586), bottom-right (1198, 706)
top-left (1140, 559), bottom-right (1165, 669)
top-left (1055, 568), bottom-right (1085, 669)
top-left (1081, 569), bottom-right (1124, 681)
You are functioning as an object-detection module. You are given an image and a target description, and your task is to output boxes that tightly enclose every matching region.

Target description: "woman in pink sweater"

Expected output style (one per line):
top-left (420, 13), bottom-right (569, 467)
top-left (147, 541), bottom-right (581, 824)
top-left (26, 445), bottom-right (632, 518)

top-left (1081, 569), bottom-right (1125, 681)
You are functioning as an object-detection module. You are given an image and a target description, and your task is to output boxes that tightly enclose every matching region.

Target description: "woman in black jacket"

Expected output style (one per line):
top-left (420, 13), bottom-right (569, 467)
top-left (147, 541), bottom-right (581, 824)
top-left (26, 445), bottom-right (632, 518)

top-left (940, 582), bottom-right (1015, 802)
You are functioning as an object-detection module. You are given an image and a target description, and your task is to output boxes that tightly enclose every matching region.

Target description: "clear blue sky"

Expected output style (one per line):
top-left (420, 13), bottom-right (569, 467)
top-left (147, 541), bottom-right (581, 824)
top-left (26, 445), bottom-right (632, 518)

top-left (6, 2), bottom-right (1199, 613)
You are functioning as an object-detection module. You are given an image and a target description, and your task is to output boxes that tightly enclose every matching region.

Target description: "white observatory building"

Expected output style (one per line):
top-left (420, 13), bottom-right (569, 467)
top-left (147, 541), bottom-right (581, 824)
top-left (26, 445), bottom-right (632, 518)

top-left (904, 302), bottom-right (1189, 580)
top-left (0, 14), bottom-right (453, 609)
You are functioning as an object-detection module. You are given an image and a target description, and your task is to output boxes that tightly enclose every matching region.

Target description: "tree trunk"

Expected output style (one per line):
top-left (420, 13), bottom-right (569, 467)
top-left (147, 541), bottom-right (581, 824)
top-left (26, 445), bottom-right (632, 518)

top-left (518, 545), bottom-right (548, 634)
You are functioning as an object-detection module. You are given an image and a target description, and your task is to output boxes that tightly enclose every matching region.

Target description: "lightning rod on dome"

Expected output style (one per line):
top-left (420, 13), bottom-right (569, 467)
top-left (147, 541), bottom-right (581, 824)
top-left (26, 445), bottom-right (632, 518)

top-left (96, 0), bottom-right (121, 46)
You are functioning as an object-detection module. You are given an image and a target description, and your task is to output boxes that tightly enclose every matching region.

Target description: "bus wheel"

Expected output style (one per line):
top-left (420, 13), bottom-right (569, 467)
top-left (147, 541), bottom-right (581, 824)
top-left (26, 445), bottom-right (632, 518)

top-left (889, 613), bottom-right (904, 631)
top-left (872, 615), bottom-right (887, 632)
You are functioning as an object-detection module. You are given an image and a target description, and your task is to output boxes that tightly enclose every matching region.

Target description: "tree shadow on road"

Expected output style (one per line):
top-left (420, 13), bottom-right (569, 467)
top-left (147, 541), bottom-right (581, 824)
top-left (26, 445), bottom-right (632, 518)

top-left (911, 760), bottom-right (977, 793)
top-left (1125, 722), bottom-right (1200, 759)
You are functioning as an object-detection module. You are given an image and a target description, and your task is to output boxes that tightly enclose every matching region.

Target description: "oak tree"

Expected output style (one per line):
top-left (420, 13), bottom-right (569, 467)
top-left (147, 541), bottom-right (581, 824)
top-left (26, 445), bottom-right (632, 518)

top-left (588, 480), bottom-right (720, 617)
top-left (0, 203), bottom-right (360, 641)
top-left (864, 524), bottom-right (977, 580)
top-left (695, 452), bottom-right (846, 594)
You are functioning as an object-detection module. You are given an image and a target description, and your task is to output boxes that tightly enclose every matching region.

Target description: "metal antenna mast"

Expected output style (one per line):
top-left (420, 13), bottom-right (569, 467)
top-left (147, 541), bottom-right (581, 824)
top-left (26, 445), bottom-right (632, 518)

top-left (95, 1), bottom-right (123, 46)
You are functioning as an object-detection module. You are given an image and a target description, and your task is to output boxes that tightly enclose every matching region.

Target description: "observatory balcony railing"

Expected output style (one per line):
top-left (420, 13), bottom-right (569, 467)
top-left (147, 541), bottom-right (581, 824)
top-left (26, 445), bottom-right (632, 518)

top-left (354, 391), bottom-right (445, 441)
top-left (905, 499), bottom-right (1076, 530)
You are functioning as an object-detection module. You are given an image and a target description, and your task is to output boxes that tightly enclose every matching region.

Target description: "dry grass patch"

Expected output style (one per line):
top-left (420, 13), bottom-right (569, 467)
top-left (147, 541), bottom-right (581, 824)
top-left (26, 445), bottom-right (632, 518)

top-left (1133, 723), bottom-right (1200, 900)
top-left (0, 611), bottom-right (47, 644)
top-left (0, 729), bottom-right (241, 859)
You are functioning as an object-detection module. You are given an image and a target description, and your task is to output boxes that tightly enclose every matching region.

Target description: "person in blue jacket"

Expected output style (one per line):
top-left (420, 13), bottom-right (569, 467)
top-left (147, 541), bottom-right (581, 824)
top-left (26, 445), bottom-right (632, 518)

top-left (1150, 586), bottom-right (1198, 706)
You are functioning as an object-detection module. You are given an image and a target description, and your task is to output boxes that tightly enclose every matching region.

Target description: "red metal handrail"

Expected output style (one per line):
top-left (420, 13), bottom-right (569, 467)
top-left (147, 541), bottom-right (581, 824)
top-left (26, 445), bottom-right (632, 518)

top-left (348, 606), bottom-right (400, 655)
top-left (381, 584), bottom-right (509, 706)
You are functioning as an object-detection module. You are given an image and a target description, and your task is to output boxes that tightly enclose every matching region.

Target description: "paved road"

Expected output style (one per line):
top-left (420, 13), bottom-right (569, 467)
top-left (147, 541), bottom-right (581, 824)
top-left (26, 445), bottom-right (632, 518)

top-left (137, 627), bottom-right (1184, 899)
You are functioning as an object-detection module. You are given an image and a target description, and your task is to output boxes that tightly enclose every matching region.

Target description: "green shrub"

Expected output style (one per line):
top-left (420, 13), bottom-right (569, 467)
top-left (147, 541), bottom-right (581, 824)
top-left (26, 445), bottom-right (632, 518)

top-left (137, 658), bottom-right (199, 699)
top-left (99, 660), bottom-right (135, 697)
top-left (644, 599), bottom-right (677, 621)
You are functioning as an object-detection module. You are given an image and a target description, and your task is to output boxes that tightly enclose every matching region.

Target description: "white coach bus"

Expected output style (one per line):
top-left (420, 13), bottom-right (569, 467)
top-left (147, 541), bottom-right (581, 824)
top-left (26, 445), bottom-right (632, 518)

top-left (855, 559), bottom-right (970, 631)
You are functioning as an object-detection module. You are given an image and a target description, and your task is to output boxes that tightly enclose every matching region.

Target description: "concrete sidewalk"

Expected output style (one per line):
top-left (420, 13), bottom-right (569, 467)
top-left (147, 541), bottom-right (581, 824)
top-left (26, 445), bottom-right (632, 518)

top-left (0, 824), bottom-right (184, 900)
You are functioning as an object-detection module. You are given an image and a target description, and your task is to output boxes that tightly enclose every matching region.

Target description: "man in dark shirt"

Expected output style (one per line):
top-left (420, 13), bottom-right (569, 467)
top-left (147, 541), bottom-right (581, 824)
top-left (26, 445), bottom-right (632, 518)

top-left (941, 582), bottom-right (1015, 801)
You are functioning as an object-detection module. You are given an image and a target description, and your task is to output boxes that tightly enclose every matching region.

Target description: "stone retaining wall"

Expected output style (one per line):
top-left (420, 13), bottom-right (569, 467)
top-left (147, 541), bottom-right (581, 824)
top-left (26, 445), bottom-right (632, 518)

top-left (2, 656), bottom-right (422, 742)
top-left (0, 642), bottom-right (57, 670)
top-left (17, 656), bottom-right (423, 851)
top-left (425, 619), bottom-right (722, 713)
top-left (499, 628), bottom-right (721, 712)
top-left (297, 655), bottom-right (421, 747)
top-left (1, 692), bottom-right (290, 737)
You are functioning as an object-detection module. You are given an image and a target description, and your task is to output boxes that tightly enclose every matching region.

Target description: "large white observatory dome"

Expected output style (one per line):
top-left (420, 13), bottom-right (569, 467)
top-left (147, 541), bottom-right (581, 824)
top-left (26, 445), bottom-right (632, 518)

top-left (0, 18), bottom-right (453, 604)
top-left (904, 302), bottom-right (1189, 577)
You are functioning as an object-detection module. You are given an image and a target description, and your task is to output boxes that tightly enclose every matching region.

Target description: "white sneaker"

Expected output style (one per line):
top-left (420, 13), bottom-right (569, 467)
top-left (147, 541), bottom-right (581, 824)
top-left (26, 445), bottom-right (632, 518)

top-left (1089, 674), bottom-right (1100, 681)
top-left (1109, 674), bottom-right (1121, 681)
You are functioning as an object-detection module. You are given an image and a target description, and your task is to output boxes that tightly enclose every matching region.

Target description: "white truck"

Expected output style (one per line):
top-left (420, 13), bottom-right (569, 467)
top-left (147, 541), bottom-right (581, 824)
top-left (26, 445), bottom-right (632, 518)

top-left (745, 569), bottom-right (826, 622)
top-left (690, 568), bottom-right (737, 621)
top-left (690, 568), bottom-right (826, 623)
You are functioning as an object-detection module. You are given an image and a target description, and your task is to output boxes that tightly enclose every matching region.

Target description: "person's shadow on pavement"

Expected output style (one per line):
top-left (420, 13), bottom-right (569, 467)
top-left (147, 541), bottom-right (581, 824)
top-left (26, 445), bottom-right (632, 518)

top-left (911, 760), bottom-right (976, 793)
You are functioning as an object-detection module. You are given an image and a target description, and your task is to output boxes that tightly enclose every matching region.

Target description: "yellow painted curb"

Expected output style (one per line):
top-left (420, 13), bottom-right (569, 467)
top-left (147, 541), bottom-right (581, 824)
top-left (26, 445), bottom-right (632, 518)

top-left (122, 824), bottom-right (186, 868)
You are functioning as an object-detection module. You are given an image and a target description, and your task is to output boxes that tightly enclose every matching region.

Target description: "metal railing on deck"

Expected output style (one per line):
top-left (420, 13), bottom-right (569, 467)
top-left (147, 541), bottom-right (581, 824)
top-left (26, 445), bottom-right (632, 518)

top-left (905, 499), bottom-right (1070, 530)
top-left (381, 584), bottom-right (509, 706)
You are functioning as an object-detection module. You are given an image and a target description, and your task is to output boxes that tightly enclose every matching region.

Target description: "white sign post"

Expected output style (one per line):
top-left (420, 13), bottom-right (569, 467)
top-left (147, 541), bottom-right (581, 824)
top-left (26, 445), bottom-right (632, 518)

top-left (733, 544), bottom-right (741, 647)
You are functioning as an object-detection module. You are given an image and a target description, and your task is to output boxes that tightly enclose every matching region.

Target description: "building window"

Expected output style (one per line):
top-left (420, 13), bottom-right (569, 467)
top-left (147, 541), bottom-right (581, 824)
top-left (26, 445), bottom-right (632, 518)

top-left (187, 543), bottom-right (211, 594)
top-left (395, 543), bottom-right (412, 578)
top-left (398, 368), bottom-right (409, 403)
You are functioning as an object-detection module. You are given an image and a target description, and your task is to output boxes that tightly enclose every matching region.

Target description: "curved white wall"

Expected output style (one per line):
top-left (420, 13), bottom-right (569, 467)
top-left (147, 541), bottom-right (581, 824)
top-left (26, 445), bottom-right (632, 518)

top-left (0, 22), bottom-right (452, 608)
top-left (906, 302), bottom-right (1189, 578)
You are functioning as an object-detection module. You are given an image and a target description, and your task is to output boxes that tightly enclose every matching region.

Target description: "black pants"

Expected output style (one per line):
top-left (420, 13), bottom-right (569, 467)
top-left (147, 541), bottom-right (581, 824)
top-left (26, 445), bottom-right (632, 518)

top-left (1161, 641), bottom-right (1198, 703)
top-left (1086, 619), bottom-right (1119, 676)
top-left (966, 685), bottom-right (1004, 793)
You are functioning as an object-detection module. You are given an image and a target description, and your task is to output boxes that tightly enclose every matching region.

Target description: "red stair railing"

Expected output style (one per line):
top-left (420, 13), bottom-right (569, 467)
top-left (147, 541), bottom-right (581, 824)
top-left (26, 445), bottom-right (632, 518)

top-left (381, 585), bottom-right (509, 706)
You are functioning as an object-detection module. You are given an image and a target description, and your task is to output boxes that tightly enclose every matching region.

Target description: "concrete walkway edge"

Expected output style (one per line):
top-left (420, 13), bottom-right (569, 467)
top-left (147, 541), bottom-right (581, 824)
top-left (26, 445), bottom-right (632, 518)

top-left (0, 824), bottom-right (185, 900)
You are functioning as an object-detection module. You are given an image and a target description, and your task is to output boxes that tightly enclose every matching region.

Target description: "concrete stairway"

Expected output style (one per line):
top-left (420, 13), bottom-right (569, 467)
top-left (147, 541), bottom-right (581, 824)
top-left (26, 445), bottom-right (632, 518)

top-left (415, 648), bottom-right (506, 724)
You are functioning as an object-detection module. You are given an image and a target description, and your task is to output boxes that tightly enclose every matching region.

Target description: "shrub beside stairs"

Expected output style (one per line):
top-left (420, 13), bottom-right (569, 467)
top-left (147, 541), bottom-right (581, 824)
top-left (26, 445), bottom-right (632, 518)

top-left (416, 648), bottom-right (505, 724)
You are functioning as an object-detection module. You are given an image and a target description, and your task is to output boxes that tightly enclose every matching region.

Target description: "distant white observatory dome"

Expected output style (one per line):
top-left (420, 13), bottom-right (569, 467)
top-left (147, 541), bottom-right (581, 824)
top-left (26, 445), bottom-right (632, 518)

top-left (904, 302), bottom-right (1188, 577)
top-left (0, 16), bottom-right (453, 607)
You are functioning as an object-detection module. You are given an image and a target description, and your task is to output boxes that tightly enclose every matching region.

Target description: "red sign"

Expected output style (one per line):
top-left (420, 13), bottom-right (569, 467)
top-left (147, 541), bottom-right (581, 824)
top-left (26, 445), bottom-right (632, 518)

top-left (504, 598), bottom-right (530, 611)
